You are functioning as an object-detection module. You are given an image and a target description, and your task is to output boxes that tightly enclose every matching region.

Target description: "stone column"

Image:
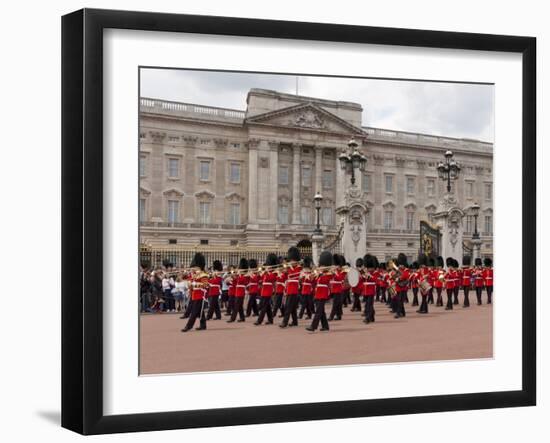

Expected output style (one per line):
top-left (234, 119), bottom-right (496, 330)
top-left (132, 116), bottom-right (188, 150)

top-left (432, 194), bottom-right (465, 261)
top-left (472, 237), bottom-right (482, 261)
top-left (248, 145), bottom-right (258, 224)
top-left (292, 143), bottom-right (301, 224)
top-left (311, 232), bottom-right (325, 266)
top-left (269, 142), bottom-right (279, 223)
top-left (335, 149), bottom-right (346, 209)
top-left (315, 147), bottom-right (323, 193)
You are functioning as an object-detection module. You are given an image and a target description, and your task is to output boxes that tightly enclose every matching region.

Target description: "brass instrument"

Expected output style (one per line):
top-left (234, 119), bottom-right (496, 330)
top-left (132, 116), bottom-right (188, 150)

top-left (386, 260), bottom-right (405, 297)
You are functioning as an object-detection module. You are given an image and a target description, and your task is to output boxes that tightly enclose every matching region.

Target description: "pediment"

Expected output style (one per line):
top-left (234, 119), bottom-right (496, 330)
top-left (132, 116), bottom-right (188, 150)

top-left (245, 102), bottom-right (367, 136)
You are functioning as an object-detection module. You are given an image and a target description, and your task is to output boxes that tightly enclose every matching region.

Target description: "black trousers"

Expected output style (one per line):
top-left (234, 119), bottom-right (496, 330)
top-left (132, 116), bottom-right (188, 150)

top-left (182, 298), bottom-right (193, 318)
top-left (328, 293), bottom-right (343, 320)
top-left (281, 296), bottom-right (299, 326)
top-left (436, 287), bottom-right (443, 306)
top-left (226, 295), bottom-right (235, 315)
top-left (343, 289), bottom-right (351, 307)
top-left (363, 296), bottom-right (375, 322)
top-left (299, 294), bottom-right (314, 318)
top-left (206, 295), bottom-right (221, 320)
top-left (375, 287), bottom-right (380, 302)
top-left (229, 297), bottom-right (245, 321)
top-left (395, 292), bottom-right (406, 317)
top-left (245, 293), bottom-right (259, 316)
top-left (418, 293), bottom-right (429, 313)
top-left (428, 288), bottom-right (434, 304)
top-left (445, 289), bottom-right (454, 309)
top-left (463, 286), bottom-right (470, 307)
top-left (351, 293), bottom-right (362, 311)
top-left (486, 286), bottom-right (493, 304)
top-left (220, 289), bottom-right (228, 308)
top-left (273, 293), bottom-right (285, 317)
top-left (310, 299), bottom-right (329, 330)
top-left (411, 287), bottom-right (419, 306)
top-left (476, 287), bottom-right (483, 304)
top-left (402, 289), bottom-right (409, 304)
top-left (453, 286), bottom-right (460, 304)
top-left (184, 299), bottom-right (206, 330)
top-left (256, 297), bottom-right (273, 324)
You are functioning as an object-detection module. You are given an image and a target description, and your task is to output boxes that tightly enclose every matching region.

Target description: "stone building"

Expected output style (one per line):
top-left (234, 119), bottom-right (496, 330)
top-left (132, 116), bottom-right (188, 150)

top-left (139, 89), bottom-right (493, 262)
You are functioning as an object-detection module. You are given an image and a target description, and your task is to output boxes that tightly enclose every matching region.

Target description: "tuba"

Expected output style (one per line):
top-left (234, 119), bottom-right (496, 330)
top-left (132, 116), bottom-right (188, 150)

top-left (386, 260), bottom-right (402, 298)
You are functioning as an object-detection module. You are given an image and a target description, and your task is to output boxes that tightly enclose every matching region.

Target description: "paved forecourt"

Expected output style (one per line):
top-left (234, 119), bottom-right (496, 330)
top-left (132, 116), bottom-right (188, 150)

top-left (139, 292), bottom-right (493, 375)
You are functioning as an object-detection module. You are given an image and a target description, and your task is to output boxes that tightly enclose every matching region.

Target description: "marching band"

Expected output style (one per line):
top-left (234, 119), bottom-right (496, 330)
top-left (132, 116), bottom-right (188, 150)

top-left (139, 248), bottom-right (494, 333)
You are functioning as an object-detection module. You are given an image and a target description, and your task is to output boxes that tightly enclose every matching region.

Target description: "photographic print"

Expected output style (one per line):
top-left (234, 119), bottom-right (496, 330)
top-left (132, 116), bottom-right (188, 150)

top-left (138, 68), bottom-right (495, 375)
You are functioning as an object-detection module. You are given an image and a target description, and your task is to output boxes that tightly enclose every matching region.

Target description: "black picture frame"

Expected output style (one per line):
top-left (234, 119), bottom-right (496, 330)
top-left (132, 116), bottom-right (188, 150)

top-left (61, 8), bottom-right (536, 435)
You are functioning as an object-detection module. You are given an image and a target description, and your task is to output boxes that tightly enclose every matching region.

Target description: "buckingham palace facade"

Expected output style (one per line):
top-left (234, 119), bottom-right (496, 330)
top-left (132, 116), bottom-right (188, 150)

top-left (139, 88), bottom-right (494, 262)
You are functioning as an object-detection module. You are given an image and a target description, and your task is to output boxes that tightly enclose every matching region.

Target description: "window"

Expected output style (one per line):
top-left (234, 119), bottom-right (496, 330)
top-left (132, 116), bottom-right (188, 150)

top-left (322, 170), bottom-right (333, 189)
top-left (278, 205), bottom-right (289, 224)
top-left (279, 166), bottom-right (289, 185)
top-left (199, 202), bottom-right (211, 224)
top-left (200, 239), bottom-right (209, 245)
top-left (485, 183), bottom-right (493, 201)
top-left (302, 166), bottom-right (312, 187)
top-left (407, 242), bottom-right (414, 248)
top-left (406, 177), bottom-right (415, 195)
top-left (427, 179), bottom-right (436, 197)
top-left (406, 212), bottom-right (415, 230)
top-left (362, 173), bottom-right (371, 192)
top-left (385, 175), bottom-right (393, 193)
top-left (484, 215), bottom-right (493, 233)
top-left (139, 198), bottom-right (146, 222)
top-left (321, 207), bottom-right (333, 225)
top-left (230, 239), bottom-right (239, 246)
top-left (384, 210), bottom-right (393, 229)
top-left (168, 158), bottom-right (179, 178)
top-left (167, 200), bottom-right (179, 223)
top-left (229, 163), bottom-right (241, 184)
top-left (229, 203), bottom-right (240, 225)
top-left (139, 156), bottom-right (146, 177)
top-left (168, 239), bottom-right (177, 245)
top-left (199, 161), bottom-right (211, 181)
top-left (465, 215), bottom-right (473, 233)
top-left (466, 181), bottom-right (474, 199)
top-left (301, 207), bottom-right (312, 225)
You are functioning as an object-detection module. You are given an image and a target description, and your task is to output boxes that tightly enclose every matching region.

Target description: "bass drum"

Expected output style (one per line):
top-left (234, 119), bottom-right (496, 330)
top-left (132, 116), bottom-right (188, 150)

top-left (345, 267), bottom-right (361, 287)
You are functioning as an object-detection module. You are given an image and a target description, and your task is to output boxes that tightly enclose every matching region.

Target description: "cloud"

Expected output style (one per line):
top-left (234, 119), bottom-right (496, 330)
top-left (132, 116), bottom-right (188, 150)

top-left (141, 68), bottom-right (494, 142)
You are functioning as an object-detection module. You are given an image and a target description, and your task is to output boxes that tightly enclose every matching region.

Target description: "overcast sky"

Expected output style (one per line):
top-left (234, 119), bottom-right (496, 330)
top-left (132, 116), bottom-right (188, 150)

top-left (140, 68), bottom-right (494, 142)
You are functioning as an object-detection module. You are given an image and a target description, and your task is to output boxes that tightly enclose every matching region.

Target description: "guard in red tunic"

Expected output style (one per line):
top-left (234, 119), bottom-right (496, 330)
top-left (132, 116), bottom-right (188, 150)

top-left (306, 251), bottom-right (333, 332)
top-left (461, 256), bottom-right (472, 308)
top-left (362, 254), bottom-right (377, 323)
top-left (299, 257), bottom-right (315, 319)
top-left (255, 253), bottom-right (278, 325)
top-left (280, 247), bottom-right (302, 328)
top-left (245, 258), bottom-right (260, 317)
top-left (416, 254), bottom-right (430, 314)
top-left (434, 256), bottom-right (445, 306)
top-left (426, 257), bottom-right (436, 304)
top-left (452, 258), bottom-right (461, 305)
top-left (228, 258), bottom-right (248, 323)
top-left (273, 259), bottom-right (287, 318)
top-left (181, 253), bottom-right (208, 332)
top-left (225, 265), bottom-right (236, 316)
top-left (409, 262), bottom-right (420, 307)
top-left (394, 253), bottom-right (410, 318)
top-left (328, 254), bottom-right (346, 321)
top-left (206, 259), bottom-right (223, 320)
top-left (473, 257), bottom-right (485, 305)
top-left (351, 257), bottom-right (364, 312)
top-left (444, 257), bottom-right (456, 310)
top-left (483, 257), bottom-right (493, 304)
top-left (377, 263), bottom-right (388, 304)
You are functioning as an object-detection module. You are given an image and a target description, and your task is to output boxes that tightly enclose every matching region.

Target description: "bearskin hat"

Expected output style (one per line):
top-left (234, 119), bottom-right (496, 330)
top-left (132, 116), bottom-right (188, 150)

top-left (484, 257), bottom-right (493, 267)
top-left (333, 254), bottom-right (345, 267)
top-left (379, 262), bottom-right (386, 270)
top-left (248, 258), bottom-right (258, 269)
top-left (436, 256), bottom-right (444, 267)
top-left (411, 261), bottom-right (419, 270)
top-left (397, 253), bottom-right (408, 267)
top-left (190, 252), bottom-right (206, 271)
top-left (238, 257), bottom-right (249, 270)
top-left (287, 246), bottom-right (301, 262)
top-left (446, 257), bottom-right (455, 268)
top-left (303, 256), bottom-right (313, 269)
top-left (462, 255), bottom-right (471, 266)
top-left (266, 253), bottom-right (278, 267)
top-left (212, 260), bottom-right (223, 272)
top-left (355, 257), bottom-right (364, 268)
top-left (373, 255), bottom-right (380, 268)
top-left (417, 253), bottom-right (428, 267)
top-left (319, 250), bottom-right (334, 267)
top-left (454, 258), bottom-right (460, 268)
top-left (475, 257), bottom-right (482, 266)
top-left (364, 254), bottom-right (377, 269)
top-left (428, 257), bottom-right (436, 267)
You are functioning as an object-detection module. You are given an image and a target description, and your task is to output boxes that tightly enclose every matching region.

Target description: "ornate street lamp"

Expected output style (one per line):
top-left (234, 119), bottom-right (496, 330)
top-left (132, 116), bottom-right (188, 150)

top-left (339, 138), bottom-right (367, 185)
top-left (313, 192), bottom-right (323, 234)
top-left (471, 202), bottom-right (480, 239)
top-left (436, 150), bottom-right (461, 193)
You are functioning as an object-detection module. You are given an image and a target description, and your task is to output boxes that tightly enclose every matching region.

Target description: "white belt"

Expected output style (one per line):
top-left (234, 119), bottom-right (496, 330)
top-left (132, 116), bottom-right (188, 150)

top-left (364, 282), bottom-right (376, 286)
top-left (317, 284), bottom-right (328, 288)
top-left (236, 285), bottom-right (246, 288)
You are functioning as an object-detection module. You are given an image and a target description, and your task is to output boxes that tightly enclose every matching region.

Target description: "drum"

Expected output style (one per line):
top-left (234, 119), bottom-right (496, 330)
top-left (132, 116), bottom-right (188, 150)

top-left (419, 280), bottom-right (432, 294)
top-left (346, 267), bottom-right (360, 287)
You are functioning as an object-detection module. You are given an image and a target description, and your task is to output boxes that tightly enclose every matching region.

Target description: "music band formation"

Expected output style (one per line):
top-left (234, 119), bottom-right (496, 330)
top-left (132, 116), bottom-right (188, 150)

top-left (139, 247), bottom-right (493, 333)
